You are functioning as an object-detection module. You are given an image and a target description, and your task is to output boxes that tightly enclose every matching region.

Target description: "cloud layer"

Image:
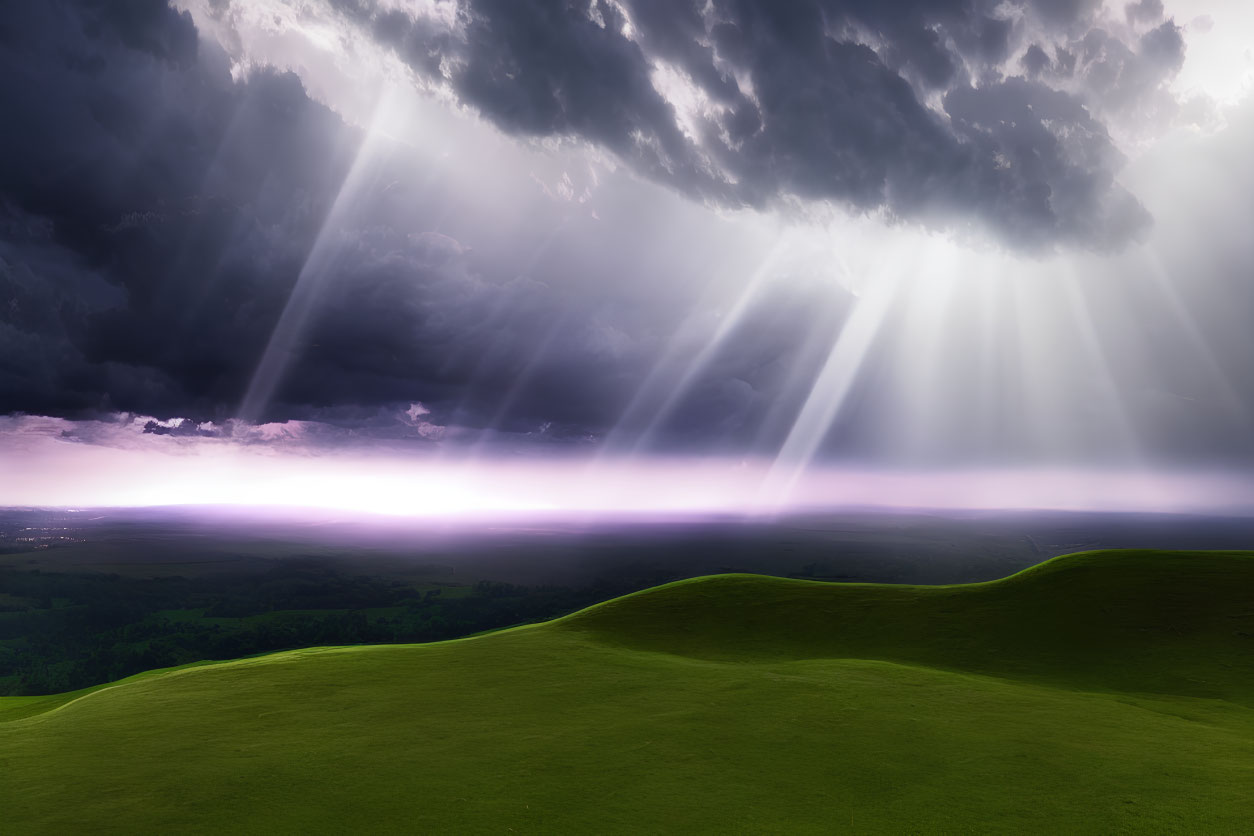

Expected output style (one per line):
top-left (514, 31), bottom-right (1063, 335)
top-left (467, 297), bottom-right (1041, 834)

top-left (328, 0), bottom-right (1191, 250)
top-left (0, 0), bottom-right (797, 439)
top-left (2, 0), bottom-right (1252, 472)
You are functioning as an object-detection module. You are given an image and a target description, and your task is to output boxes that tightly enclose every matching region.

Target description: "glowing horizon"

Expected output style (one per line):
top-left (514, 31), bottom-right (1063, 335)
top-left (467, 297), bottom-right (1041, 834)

top-left (4, 423), bottom-right (1252, 519)
top-left (4, 1), bottom-right (1254, 522)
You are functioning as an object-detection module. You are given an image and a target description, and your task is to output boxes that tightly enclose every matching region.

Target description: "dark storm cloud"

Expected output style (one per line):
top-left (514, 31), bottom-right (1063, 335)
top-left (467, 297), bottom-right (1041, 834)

top-left (942, 77), bottom-right (1147, 247)
top-left (1053, 19), bottom-right (1185, 124)
top-left (4, 0), bottom-right (1249, 470)
top-left (1021, 43), bottom-right (1052, 76)
top-left (353, 0), bottom-right (728, 202)
top-left (0, 1), bottom-right (595, 428)
top-left (330, 0), bottom-right (1189, 251)
top-left (0, 0), bottom-right (357, 420)
top-left (0, 0), bottom-right (792, 437)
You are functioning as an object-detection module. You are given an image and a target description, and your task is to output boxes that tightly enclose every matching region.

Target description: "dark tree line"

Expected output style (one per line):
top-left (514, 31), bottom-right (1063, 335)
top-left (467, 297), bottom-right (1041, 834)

top-left (0, 563), bottom-right (675, 695)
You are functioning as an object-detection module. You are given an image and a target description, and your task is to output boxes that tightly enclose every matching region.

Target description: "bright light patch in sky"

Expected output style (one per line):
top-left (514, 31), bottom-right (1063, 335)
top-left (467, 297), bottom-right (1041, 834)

top-left (1164, 0), bottom-right (1254, 105)
top-left (4, 425), bottom-right (1252, 518)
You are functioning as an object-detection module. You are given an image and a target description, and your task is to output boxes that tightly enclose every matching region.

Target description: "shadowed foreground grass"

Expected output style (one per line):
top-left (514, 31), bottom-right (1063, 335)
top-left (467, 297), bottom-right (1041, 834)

top-left (2, 550), bottom-right (1252, 833)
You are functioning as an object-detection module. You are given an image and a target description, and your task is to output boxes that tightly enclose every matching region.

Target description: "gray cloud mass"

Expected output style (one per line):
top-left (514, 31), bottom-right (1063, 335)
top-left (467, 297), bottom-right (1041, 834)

top-left (2, 0), bottom-right (1251, 468)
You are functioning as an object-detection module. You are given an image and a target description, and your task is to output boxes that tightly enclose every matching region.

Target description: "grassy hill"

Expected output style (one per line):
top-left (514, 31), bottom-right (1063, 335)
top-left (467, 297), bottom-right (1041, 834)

top-left (2, 549), bottom-right (1252, 833)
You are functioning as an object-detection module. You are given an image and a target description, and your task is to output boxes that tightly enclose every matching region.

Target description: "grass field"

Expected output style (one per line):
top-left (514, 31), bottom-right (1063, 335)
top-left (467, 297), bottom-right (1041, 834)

top-left (2, 550), bottom-right (1252, 833)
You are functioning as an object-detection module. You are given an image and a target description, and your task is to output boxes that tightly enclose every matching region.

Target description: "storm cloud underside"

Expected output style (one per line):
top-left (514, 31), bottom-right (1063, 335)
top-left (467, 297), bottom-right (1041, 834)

top-left (2, 0), bottom-right (1253, 475)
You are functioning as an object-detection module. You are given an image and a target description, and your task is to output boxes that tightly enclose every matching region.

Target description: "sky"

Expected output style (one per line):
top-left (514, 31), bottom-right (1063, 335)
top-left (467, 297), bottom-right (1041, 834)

top-left (1, 0), bottom-right (1253, 515)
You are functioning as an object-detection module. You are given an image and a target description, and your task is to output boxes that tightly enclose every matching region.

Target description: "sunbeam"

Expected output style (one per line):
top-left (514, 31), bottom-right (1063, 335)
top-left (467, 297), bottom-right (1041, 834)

top-left (597, 236), bottom-right (787, 455)
top-left (624, 240), bottom-right (786, 454)
top-left (1057, 264), bottom-right (1142, 463)
top-left (464, 309), bottom-right (571, 457)
top-left (891, 247), bottom-right (961, 462)
top-left (236, 86), bottom-right (397, 427)
top-left (1140, 249), bottom-right (1251, 429)
top-left (1007, 271), bottom-right (1073, 459)
top-left (436, 217), bottom-right (573, 448)
top-left (757, 255), bottom-right (907, 509)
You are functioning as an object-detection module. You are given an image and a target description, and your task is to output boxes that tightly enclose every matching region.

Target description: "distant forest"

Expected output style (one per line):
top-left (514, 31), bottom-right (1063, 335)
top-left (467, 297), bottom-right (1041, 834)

top-left (0, 564), bottom-right (675, 696)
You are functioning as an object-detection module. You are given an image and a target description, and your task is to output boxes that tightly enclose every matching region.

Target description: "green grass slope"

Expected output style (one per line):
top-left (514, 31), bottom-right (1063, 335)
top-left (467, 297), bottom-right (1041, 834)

top-left (2, 550), bottom-right (1252, 834)
top-left (561, 549), bottom-right (1254, 702)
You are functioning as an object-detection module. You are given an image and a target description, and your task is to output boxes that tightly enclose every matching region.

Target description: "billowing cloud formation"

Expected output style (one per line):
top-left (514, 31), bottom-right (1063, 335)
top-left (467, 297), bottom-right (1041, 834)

top-left (326, 0), bottom-right (1192, 250)
top-left (0, 1), bottom-right (352, 419)
top-left (0, 0), bottom-right (800, 437)
top-left (2, 0), bottom-right (1252, 474)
